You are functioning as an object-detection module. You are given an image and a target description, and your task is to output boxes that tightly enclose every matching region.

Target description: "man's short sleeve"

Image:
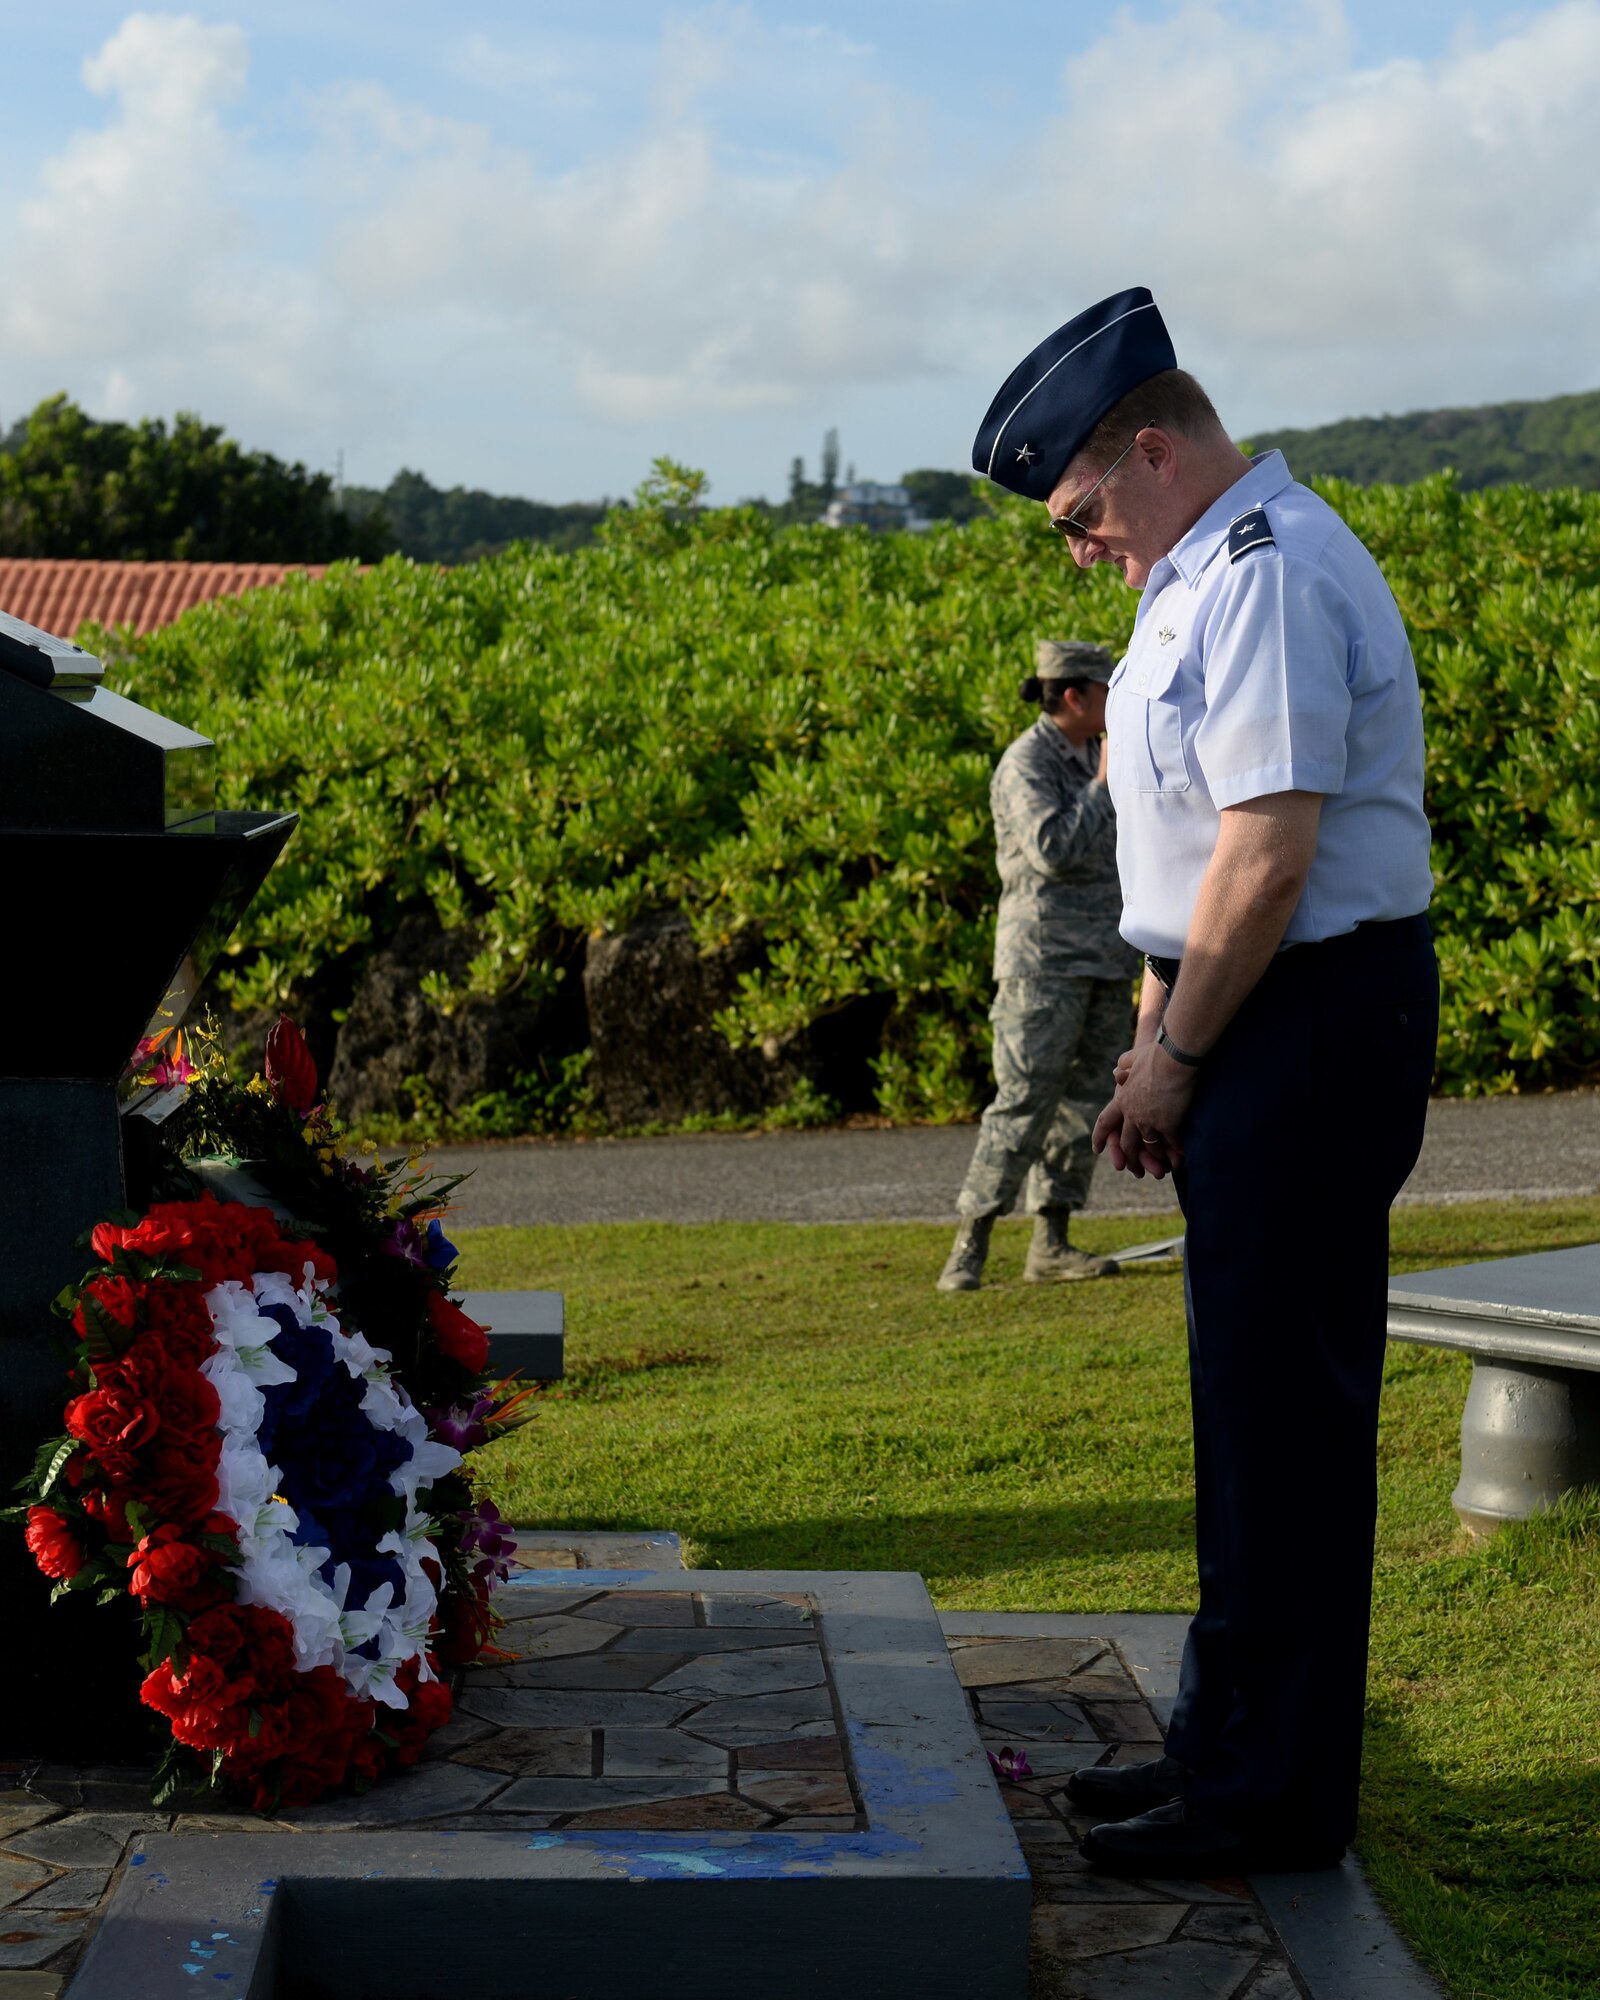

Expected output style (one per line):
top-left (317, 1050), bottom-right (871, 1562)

top-left (1193, 552), bottom-right (1352, 807)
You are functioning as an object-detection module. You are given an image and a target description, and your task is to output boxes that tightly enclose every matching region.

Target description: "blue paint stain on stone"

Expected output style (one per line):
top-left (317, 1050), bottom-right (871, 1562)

top-left (848, 1723), bottom-right (960, 1813)
top-left (129, 1853), bottom-right (147, 1867)
top-left (636, 1852), bottom-right (725, 1877)
top-left (514, 1827), bottom-right (918, 1879)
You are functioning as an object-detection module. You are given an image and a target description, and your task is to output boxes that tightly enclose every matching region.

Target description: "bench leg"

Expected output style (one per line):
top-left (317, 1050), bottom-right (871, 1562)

top-left (1452, 1359), bottom-right (1600, 1535)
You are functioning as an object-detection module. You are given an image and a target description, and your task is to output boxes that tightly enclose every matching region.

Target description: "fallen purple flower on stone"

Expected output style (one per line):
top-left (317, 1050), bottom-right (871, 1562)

top-left (987, 1746), bottom-right (1032, 1783)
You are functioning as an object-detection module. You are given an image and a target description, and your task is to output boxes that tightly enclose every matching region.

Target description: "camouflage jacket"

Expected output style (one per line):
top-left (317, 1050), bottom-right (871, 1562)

top-left (991, 717), bottom-right (1138, 982)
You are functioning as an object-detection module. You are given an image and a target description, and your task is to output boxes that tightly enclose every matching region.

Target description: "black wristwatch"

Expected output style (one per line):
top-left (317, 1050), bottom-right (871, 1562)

top-left (1156, 1021), bottom-right (1205, 1068)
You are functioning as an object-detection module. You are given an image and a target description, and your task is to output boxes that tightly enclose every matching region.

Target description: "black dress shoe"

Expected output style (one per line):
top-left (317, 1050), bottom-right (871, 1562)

top-left (1063, 1754), bottom-right (1188, 1821)
top-left (1080, 1799), bottom-right (1345, 1878)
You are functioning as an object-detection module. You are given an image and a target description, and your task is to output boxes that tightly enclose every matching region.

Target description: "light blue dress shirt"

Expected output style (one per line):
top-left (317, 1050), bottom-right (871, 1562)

top-left (1105, 450), bottom-right (1433, 960)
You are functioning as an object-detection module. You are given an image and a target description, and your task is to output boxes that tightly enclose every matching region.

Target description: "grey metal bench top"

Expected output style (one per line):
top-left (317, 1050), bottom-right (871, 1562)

top-left (1387, 1244), bottom-right (1600, 1532)
top-left (1388, 1244), bottom-right (1600, 1371)
top-left (460, 1288), bottom-right (565, 1381)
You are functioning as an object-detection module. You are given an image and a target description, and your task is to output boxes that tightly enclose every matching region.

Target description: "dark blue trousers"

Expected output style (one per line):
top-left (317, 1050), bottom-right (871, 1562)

top-left (1161, 914), bottom-right (1438, 1854)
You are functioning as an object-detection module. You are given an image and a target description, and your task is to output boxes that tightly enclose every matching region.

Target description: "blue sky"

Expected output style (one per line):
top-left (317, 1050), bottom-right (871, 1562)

top-left (2, 3), bottom-right (1595, 502)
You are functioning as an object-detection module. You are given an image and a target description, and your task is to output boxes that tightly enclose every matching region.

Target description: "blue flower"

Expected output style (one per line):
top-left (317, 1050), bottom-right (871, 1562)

top-left (258, 1317), bottom-right (411, 1610)
top-left (424, 1219), bottom-right (459, 1272)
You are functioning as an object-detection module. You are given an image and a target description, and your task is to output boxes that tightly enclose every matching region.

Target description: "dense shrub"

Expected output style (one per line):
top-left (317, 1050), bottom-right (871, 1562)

top-left (94, 468), bottom-right (1600, 1122)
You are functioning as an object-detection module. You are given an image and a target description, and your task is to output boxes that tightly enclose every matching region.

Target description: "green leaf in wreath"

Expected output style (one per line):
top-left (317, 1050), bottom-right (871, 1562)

top-left (76, 1291), bottom-right (124, 1364)
top-left (150, 1742), bottom-right (189, 1809)
top-left (140, 1605), bottom-right (184, 1668)
top-left (37, 1439), bottom-right (77, 1500)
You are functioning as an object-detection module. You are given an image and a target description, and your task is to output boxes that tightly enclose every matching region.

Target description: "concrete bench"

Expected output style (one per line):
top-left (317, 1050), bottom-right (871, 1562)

top-left (461, 1287), bottom-right (565, 1381)
top-left (1387, 1243), bottom-right (1600, 1533)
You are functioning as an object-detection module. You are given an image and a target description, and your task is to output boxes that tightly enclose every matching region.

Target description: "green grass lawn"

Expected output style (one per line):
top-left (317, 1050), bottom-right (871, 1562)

top-left (457, 1199), bottom-right (1600, 2000)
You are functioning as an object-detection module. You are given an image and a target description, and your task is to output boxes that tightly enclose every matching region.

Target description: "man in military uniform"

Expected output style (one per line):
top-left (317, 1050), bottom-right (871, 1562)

top-left (970, 289), bottom-right (1437, 1875)
top-left (938, 640), bottom-right (1137, 1292)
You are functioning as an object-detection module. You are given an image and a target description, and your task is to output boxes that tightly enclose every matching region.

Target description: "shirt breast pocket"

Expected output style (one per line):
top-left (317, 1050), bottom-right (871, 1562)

top-left (1122, 650), bottom-right (1192, 795)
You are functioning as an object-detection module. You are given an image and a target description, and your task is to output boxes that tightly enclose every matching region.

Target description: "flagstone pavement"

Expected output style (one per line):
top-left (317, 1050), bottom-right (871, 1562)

top-left (0, 1537), bottom-right (1443, 1999)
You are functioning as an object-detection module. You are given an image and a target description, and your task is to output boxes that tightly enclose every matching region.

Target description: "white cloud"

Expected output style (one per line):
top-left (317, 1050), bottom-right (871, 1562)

top-left (2, 3), bottom-right (1597, 494)
top-left (1031, 0), bottom-right (1600, 422)
top-left (305, 0), bottom-right (1600, 439)
top-left (0, 12), bottom-right (378, 458)
top-left (449, 32), bottom-right (596, 112)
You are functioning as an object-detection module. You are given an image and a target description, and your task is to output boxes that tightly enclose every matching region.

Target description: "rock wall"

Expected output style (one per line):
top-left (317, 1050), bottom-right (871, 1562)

top-left (325, 911), bottom-right (554, 1122)
top-left (582, 911), bottom-right (799, 1128)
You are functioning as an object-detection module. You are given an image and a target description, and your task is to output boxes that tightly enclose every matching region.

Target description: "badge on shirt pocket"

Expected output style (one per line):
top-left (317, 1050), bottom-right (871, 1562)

top-left (1123, 648), bottom-right (1192, 794)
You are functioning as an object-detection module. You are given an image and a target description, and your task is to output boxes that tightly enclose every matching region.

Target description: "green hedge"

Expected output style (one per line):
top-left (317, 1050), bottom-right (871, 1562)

top-left (96, 468), bottom-right (1600, 1120)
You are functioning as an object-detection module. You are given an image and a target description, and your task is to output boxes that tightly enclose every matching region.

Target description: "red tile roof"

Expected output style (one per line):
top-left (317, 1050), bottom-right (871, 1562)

top-left (0, 560), bottom-right (337, 639)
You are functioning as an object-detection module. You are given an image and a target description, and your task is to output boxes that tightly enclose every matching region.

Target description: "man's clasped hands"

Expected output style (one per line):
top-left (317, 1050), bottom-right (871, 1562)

top-left (1092, 1034), bottom-right (1196, 1180)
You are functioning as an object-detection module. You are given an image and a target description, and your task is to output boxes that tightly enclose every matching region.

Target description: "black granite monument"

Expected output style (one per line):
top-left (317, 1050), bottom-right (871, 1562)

top-left (0, 608), bottom-right (295, 1760)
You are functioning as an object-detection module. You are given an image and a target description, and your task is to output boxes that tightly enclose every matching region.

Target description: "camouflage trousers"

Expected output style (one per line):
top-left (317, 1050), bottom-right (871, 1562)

top-left (956, 976), bottom-right (1135, 1219)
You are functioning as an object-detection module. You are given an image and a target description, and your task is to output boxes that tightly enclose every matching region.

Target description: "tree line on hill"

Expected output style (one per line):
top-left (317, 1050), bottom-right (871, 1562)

top-left (1247, 386), bottom-right (1600, 490)
top-left (2, 384), bottom-right (1597, 567)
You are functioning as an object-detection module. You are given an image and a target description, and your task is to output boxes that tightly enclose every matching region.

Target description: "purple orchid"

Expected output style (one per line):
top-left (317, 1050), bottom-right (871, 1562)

top-left (426, 1392), bottom-right (497, 1453)
top-left (987, 1746), bottom-right (1033, 1783)
top-left (457, 1499), bottom-right (516, 1585)
top-left (382, 1217), bottom-right (427, 1266)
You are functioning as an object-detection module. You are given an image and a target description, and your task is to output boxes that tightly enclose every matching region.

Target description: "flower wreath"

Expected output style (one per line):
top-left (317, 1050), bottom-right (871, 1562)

top-left (14, 1019), bottom-right (527, 1810)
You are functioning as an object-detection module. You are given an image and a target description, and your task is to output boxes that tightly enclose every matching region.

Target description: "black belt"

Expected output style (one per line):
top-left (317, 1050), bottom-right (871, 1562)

top-left (1145, 913), bottom-right (1429, 994)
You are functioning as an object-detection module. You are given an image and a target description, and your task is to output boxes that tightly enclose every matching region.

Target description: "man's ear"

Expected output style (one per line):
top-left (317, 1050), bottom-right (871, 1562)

top-left (1138, 425), bottom-right (1179, 487)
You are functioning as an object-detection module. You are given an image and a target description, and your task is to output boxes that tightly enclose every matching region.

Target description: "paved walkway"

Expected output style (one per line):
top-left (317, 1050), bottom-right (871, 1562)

top-left (434, 1090), bottom-right (1600, 1228)
top-left (11, 1532), bottom-right (1445, 2000)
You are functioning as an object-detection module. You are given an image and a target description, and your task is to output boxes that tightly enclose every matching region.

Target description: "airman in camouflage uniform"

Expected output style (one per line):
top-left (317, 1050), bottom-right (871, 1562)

top-left (938, 640), bottom-right (1138, 1290)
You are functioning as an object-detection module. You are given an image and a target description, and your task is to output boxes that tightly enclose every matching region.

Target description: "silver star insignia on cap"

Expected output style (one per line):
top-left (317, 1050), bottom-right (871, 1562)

top-left (1015, 443), bottom-right (1037, 465)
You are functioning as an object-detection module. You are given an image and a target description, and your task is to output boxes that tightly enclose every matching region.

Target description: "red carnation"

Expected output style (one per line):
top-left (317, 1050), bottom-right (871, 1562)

top-left (80, 1481), bottom-right (135, 1542)
top-left (72, 1275), bottom-right (143, 1341)
top-left (24, 1506), bottom-right (83, 1581)
top-left (138, 1449), bottom-right (221, 1532)
top-left (141, 1283), bottom-right (217, 1368)
top-left (90, 1214), bottom-right (196, 1264)
top-left (265, 1015), bottom-right (318, 1115)
top-left (425, 1292), bottom-right (489, 1374)
top-left (142, 1603), bottom-right (298, 1751)
top-left (258, 1234), bottom-right (338, 1288)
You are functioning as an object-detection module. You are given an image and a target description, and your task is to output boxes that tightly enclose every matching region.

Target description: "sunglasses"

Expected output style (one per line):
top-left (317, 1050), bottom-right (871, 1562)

top-left (1048, 430), bottom-right (1144, 542)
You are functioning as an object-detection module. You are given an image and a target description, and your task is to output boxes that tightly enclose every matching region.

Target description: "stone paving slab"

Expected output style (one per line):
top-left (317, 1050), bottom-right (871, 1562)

top-left (941, 1615), bottom-right (1449, 2000)
top-left (61, 1571), bottom-right (1029, 2000)
top-left (6, 1602), bottom-right (1447, 1999)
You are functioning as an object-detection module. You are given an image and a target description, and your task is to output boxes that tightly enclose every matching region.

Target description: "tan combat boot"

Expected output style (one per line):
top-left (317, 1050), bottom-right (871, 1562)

top-left (936, 1215), bottom-right (995, 1291)
top-left (1024, 1209), bottom-right (1119, 1282)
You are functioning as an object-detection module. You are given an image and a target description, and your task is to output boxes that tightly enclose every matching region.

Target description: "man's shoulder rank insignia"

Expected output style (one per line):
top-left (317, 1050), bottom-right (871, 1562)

top-left (1228, 507), bottom-right (1275, 563)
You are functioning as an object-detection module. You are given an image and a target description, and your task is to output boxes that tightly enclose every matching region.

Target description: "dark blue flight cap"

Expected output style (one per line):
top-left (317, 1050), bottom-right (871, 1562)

top-left (972, 287), bottom-right (1177, 502)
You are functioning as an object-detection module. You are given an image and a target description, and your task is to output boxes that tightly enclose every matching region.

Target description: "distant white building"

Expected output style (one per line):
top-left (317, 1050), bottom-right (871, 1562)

top-left (821, 482), bottom-right (932, 533)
